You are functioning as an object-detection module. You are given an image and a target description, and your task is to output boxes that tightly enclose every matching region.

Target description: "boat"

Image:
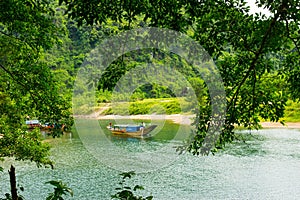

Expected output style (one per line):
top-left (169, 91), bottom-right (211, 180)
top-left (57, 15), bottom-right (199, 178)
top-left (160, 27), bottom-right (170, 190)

top-left (26, 120), bottom-right (65, 131)
top-left (40, 122), bottom-right (66, 132)
top-left (107, 124), bottom-right (157, 137)
top-left (26, 120), bottom-right (41, 129)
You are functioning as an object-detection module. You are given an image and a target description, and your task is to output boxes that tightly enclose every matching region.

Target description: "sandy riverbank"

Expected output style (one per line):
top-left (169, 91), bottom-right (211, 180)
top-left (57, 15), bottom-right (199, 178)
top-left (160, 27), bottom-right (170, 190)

top-left (260, 122), bottom-right (300, 129)
top-left (96, 114), bottom-right (195, 125)
top-left (75, 113), bottom-right (300, 128)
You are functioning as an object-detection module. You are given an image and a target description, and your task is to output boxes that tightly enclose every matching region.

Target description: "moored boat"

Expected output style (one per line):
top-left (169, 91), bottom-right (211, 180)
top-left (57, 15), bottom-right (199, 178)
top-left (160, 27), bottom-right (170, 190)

top-left (26, 120), bottom-right (65, 131)
top-left (26, 120), bottom-right (41, 129)
top-left (107, 124), bottom-right (157, 137)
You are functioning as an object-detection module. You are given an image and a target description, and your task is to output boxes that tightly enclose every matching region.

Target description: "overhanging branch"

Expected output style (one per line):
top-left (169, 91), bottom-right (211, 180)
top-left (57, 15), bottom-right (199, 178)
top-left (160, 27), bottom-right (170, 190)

top-left (227, 5), bottom-right (285, 111)
top-left (0, 64), bottom-right (39, 108)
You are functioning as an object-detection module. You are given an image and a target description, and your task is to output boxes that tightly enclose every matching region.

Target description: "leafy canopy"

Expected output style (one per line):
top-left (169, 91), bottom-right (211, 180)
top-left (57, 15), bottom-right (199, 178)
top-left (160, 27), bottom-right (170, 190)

top-left (61, 0), bottom-right (300, 154)
top-left (0, 0), bottom-right (72, 166)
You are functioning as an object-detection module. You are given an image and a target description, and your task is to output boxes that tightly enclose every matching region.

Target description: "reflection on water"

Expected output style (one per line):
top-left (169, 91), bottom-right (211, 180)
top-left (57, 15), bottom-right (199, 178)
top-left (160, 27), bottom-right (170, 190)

top-left (1, 122), bottom-right (300, 199)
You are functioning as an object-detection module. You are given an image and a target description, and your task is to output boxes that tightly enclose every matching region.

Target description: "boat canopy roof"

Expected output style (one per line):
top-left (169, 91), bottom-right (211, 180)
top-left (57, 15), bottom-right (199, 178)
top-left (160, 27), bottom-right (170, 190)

top-left (26, 120), bottom-right (40, 125)
top-left (113, 124), bottom-right (141, 128)
top-left (113, 124), bottom-right (142, 132)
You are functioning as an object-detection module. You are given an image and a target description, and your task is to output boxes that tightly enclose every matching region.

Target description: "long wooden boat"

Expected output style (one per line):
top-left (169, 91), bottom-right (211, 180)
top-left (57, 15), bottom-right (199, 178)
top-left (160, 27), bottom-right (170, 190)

top-left (107, 124), bottom-right (157, 137)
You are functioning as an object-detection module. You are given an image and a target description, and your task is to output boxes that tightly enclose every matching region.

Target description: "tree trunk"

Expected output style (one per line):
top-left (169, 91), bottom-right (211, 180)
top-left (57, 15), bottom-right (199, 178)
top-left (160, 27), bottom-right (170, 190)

top-left (9, 165), bottom-right (18, 200)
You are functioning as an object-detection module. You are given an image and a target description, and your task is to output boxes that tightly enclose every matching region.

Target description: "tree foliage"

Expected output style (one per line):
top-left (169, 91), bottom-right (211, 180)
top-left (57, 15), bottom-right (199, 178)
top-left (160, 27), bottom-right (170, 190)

top-left (0, 0), bottom-right (298, 198)
top-left (0, 0), bottom-right (73, 198)
top-left (61, 0), bottom-right (300, 154)
top-left (0, 0), bottom-right (64, 164)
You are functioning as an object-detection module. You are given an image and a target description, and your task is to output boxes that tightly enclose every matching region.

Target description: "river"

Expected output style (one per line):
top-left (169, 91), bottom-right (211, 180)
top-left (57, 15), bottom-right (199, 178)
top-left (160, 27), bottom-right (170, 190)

top-left (1, 119), bottom-right (300, 199)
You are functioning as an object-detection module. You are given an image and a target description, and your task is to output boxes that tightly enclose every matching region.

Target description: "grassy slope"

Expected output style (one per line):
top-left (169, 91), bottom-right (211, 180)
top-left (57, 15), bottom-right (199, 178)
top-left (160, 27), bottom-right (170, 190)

top-left (98, 98), bottom-right (300, 122)
top-left (281, 100), bottom-right (300, 122)
top-left (101, 97), bottom-right (194, 115)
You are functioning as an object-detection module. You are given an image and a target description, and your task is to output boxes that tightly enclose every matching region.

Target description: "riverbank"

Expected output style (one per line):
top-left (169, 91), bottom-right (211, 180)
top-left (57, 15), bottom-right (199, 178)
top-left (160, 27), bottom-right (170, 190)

top-left (96, 114), bottom-right (195, 125)
top-left (75, 113), bottom-right (300, 128)
top-left (260, 122), bottom-right (300, 129)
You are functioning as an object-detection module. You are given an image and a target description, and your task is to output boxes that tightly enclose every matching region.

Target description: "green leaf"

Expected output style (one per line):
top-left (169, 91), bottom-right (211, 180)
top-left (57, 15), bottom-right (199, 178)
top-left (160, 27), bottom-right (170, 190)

top-left (133, 185), bottom-right (144, 191)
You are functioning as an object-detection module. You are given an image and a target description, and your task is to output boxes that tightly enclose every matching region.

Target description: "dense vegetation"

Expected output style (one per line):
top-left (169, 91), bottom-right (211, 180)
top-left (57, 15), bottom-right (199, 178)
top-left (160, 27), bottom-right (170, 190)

top-left (61, 0), bottom-right (300, 155)
top-left (0, 0), bottom-right (300, 199)
top-left (101, 98), bottom-right (190, 115)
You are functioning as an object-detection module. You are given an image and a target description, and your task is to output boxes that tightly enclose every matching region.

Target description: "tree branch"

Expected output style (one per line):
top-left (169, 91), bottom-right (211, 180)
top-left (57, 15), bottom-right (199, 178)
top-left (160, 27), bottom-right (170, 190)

top-left (0, 64), bottom-right (28, 90)
top-left (285, 19), bottom-right (300, 55)
top-left (0, 30), bottom-right (39, 52)
top-left (9, 165), bottom-right (18, 200)
top-left (228, 6), bottom-right (284, 111)
top-left (0, 64), bottom-right (39, 108)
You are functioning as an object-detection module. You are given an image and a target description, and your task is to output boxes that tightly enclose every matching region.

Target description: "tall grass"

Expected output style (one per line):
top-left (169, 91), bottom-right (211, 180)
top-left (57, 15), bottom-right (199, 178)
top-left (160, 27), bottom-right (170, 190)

top-left (281, 100), bottom-right (300, 122)
top-left (102, 98), bottom-right (194, 115)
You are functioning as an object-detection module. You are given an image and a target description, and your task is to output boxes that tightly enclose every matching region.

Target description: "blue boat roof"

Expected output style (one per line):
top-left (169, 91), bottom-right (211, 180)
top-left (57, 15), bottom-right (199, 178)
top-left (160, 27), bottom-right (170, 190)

top-left (114, 124), bottom-right (141, 128)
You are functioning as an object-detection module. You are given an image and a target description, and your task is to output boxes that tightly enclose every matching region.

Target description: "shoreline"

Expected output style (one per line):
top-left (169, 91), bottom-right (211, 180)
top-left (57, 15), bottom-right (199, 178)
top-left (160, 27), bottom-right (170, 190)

top-left (96, 114), bottom-right (195, 125)
top-left (75, 114), bottom-right (300, 128)
top-left (260, 122), bottom-right (300, 129)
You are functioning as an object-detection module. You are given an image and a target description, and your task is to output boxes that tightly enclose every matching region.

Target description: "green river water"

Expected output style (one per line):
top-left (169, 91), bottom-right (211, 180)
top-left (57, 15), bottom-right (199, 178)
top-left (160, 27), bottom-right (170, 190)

top-left (1, 119), bottom-right (300, 199)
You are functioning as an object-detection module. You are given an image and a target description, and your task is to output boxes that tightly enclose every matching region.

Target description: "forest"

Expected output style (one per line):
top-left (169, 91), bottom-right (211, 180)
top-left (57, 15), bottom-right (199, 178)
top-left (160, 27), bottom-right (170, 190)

top-left (0, 0), bottom-right (300, 199)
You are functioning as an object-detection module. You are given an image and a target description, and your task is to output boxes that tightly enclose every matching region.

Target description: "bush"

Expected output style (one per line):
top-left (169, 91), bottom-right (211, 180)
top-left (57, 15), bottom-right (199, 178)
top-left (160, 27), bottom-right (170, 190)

top-left (99, 98), bottom-right (193, 115)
